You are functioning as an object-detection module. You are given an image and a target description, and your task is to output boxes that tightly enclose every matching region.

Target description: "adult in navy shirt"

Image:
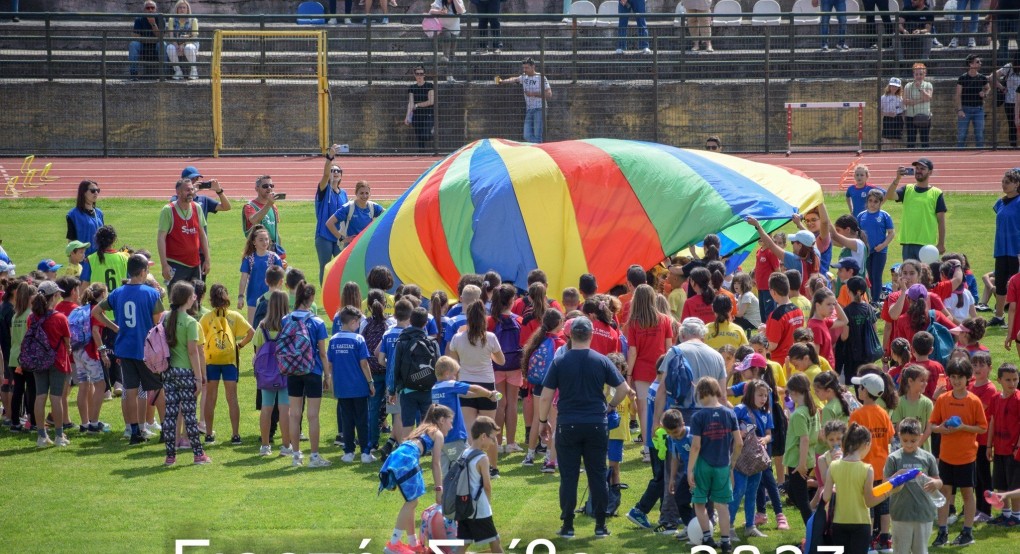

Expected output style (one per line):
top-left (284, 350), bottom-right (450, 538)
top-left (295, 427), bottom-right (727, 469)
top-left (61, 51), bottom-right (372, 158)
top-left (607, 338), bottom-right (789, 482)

top-left (128, 0), bottom-right (165, 79)
top-left (66, 180), bottom-right (105, 257)
top-left (314, 146), bottom-right (349, 284)
top-left (992, 168), bottom-right (1020, 325)
top-left (326, 181), bottom-right (385, 247)
top-left (537, 316), bottom-right (631, 538)
top-left (92, 254), bottom-right (164, 444)
top-left (173, 165), bottom-right (232, 227)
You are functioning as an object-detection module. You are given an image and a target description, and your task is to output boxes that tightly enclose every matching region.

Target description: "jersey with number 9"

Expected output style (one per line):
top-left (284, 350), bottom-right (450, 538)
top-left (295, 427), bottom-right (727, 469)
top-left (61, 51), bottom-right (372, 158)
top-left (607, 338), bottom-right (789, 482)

top-left (102, 283), bottom-right (164, 360)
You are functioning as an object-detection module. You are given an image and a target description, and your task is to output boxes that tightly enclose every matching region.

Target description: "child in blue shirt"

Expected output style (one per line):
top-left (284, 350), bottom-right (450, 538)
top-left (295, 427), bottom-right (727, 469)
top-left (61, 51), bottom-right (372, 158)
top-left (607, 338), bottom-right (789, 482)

top-left (688, 377), bottom-right (743, 551)
top-left (627, 407), bottom-right (691, 533)
top-left (431, 355), bottom-right (501, 474)
top-left (377, 299), bottom-right (413, 459)
top-left (856, 188), bottom-right (896, 301)
top-left (329, 306), bottom-right (375, 463)
top-left (845, 165), bottom-right (882, 217)
top-left (237, 225), bottom-right (282, 323)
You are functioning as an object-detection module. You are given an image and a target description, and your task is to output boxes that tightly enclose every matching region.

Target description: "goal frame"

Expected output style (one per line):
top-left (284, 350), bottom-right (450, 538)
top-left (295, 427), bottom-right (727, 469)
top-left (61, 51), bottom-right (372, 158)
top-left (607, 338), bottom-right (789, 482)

top-left (784, 102), bottom-right (865, 155)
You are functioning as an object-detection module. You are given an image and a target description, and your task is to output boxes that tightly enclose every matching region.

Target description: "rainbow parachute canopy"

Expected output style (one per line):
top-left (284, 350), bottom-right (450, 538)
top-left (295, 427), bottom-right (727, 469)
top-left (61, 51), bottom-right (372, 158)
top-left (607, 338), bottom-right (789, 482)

top-left (323, 138), bottom-right (822, 315)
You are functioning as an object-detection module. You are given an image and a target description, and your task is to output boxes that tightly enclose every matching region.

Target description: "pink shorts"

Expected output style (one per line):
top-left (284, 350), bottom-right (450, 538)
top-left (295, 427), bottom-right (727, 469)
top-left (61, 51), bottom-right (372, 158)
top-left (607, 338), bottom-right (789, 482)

top-left (494, 370), bottom-right (523, 387)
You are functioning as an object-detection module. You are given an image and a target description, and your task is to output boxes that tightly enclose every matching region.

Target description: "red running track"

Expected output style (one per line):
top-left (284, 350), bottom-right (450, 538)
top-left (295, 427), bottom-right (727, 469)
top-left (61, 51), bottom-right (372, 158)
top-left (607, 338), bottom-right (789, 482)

top-left (0, 150), bottom-right (1009, 201)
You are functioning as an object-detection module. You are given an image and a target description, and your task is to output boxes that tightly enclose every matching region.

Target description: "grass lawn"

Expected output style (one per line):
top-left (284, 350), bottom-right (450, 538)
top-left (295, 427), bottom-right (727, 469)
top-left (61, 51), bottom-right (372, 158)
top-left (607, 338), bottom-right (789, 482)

top-left (0, 194), bottom-right (1017, 554)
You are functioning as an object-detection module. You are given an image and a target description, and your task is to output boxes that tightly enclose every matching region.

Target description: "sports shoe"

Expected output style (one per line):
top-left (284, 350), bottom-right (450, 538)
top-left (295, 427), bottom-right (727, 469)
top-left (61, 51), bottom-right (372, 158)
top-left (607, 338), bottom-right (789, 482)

top-left (361, 452), bottom-right (377, 463)
top-left (720, 541), bottom-right (732, 554)
top-left (113, 382), bottom-right (123, 396)
top-left (541, 460), bottom-right (557, 473)
top-left (614, 48), bottom-right (625, 54)
top-left (37, 435), bottom-right (53, 447)
top-left (89, 421), bottom-right (111, 433)
top-left (147, 421), bottom-right (162, 432)
top-left (104, 390), bottom-right (113, 400)
top-left (292, 451), bottom-right (304, 466)
top-left (230, 434), bottom-right (242, 445)
top-left (505, 443), bottom-right (524, 453)
top-left (640, 47), bottom-right (652, 55)
top-left (556, 525), bottom-right (575, 538)
top-left (654, 523), bottom-right (678, 534)
top-left (300, 432), bottom-right (308, 441)
top-left (867, 537), bottom-right (879, 554)
top-left (754, 512), bottom-right (768, 526)
top-left (341, 452), bottom-right (356, 463)
top-left (642, 447), bottom-right (651, 463)
top-left (383, 540), bottom-right (414, 554)
top-left (876, 535), bottom-right (893, 553)
top-left (55, 435), bottom-right (71, 447)
top-left (933, 37), bottom-right (944, 48)
top-left (990, 316), bottom-right (1007, 327)
top-left (594, 525), bottom-right (611, 538)
top-left (838, 43), bottom-right (850, 51)
top-left (675, 527), bottom-right (688, 541)
top-left (309, 453), bottom-right (332, 467)
top-left (976, 303), bottom-right (991, 312)
top-left (165, 455), bottom-right (176, 466)
top-left (948, 37), bottom-right (959, 48)
top-left (333, 434), bottom-right (344, 447)
top-left (1005, 517), bottom-right (1020, 527)
top-left (729, 531), bottom-right (741, 543)
top-left (975, 512), bottom-right (992, 523)
top-left (279, 445), bottom-right (294, 456)
top-left (193, 453), bottom-right (212, 465)
top-left (989, 514), bottom-right (1009, 525)
top-left (821, 44), bottom-right (831, 52)
top-left (627, 508), bottom-right (652, 529)
top-left (522, 454), bottom-right (535, 466)
top-left (129, 433), bottom-right (148, 445)
top-left (378, 439), bottom-right (395, 461)
top-left (932, 529), bottom-right (949, 547)
top-left (259, 445), bottom-right (272, 456)
top-left (489, 467), bottom-right (500, 479)
top-left (776, 513), bottom-right (790, 530)
top-left (205, 434), bottom-right (216, 444)
top-left (745, 526), bottom-right (767, 538)
top-left (951, 531), bottom-right (975, 546)
top-left (79, 424), bottom-right (89, 433)
top-left (967, 37), bottom-right (977, 48)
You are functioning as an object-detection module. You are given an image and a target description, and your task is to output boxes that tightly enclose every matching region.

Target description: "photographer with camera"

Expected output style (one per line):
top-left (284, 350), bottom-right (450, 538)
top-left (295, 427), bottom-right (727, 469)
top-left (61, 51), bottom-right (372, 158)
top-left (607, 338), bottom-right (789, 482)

top-left (885, 158), bottom-right (946, 261)
top-left (175, 166), bottom-right (231, 227)
top-left (314, 146), bottom-right (348, 284)
top-left (242, 175), bottom-right (284, 259)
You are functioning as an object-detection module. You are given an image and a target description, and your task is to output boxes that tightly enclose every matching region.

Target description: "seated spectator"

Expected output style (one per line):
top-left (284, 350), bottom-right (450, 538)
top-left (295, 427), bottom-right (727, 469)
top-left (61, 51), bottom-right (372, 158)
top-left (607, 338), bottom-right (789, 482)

top-left (129, 0), bottom-right (166, 80)
top-left (166, 0), bottom-right (199, 80)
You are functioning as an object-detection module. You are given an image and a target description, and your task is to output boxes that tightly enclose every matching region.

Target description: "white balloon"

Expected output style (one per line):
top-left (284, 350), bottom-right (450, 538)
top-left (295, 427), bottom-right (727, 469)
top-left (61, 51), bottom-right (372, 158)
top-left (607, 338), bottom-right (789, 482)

top-left (919, 244), bottom-right (940, 264)
top-left (687, 517), bottom-right (714, 546)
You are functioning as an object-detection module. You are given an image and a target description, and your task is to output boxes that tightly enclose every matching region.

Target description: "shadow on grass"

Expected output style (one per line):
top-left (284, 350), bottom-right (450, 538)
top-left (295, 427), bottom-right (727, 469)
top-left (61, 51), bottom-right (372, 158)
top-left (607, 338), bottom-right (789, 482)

top-left (0, 444), bottom-right (44, 457)
top-left (110, 463), bottom-right (170, 478)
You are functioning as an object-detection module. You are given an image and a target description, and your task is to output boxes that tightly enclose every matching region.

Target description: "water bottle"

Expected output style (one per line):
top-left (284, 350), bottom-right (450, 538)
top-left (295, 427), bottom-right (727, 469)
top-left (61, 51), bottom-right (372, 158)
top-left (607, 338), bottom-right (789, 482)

top-left (918, 473), bottom-right (947, 508)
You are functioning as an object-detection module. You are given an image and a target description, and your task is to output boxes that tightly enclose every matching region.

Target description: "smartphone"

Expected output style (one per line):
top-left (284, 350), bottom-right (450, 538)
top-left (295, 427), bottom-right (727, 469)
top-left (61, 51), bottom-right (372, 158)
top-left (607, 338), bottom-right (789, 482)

top-left (901, 167), bottom-right (915, 176)
top-left (274, 192), bottom-right (287, 200)
top-left (198, 180), bottom-right (213, 190)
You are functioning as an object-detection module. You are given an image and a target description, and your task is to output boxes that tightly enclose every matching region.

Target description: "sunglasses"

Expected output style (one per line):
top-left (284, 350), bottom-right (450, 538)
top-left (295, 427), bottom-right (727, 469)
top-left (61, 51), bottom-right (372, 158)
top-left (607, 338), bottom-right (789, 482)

top-left (330, 169), bottom-right (342, 174)
top-left (260, 183), bottom-right (275, 189)
top-left (88, 188), bottom-right (101, 193)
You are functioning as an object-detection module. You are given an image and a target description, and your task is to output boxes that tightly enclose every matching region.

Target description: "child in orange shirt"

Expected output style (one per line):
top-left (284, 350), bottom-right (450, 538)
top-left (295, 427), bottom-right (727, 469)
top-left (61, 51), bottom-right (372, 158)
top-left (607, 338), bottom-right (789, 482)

top-left (848, 370), bottom-right (898, 552)
top-left (929, 357), bottom-right (989, 548)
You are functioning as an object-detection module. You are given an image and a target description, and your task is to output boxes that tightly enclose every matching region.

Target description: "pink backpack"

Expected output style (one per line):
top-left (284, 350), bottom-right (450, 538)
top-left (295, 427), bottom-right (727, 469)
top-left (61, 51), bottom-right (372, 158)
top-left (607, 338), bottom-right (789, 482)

top-left (419, 503), bottom-right (457, 553)
top-left (143, 314), bottom-right (171, 374)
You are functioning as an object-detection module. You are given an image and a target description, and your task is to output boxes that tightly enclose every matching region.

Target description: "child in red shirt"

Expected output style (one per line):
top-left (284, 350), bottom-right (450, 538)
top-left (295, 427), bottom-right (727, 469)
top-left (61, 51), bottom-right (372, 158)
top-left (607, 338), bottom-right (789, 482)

top-left (987, 362), bottom-right (1020, 525)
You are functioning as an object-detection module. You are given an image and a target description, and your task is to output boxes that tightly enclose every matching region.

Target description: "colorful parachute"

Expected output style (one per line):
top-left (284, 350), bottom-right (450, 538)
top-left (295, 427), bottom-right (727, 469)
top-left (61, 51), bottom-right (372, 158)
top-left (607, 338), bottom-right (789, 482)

top-left (322, 138), bottom-right (822, 316)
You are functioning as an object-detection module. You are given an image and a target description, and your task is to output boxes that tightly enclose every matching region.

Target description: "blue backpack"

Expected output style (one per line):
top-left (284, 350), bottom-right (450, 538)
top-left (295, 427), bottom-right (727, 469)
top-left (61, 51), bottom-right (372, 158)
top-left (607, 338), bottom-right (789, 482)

top-left (663, 345), bottom-right (695, 410)
top-left (926, 309), bottom-right (954, 367)
top-left (526, 336), bottom-right (556, 386)
top-left (492, 314), bottom-right (522, 371)
top-left (68, 305), bottom-right (93, 350)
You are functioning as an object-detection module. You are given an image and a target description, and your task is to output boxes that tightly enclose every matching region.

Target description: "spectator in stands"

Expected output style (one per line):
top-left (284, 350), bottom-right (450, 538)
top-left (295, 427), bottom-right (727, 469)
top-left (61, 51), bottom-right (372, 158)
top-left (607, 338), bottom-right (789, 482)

top-left (949, 0), bottom-right (980, 49)
top-left (327, 0), bottom-right (354, 25)
top-left (955, 54), bottom-right (989, 148)
top-left (993, 0), bottom-right (1019, 63)
top-left (405, 66), bottom-right (435, 152)
top-left (242, 175), bottom-right (283, 251)
top-left (128, 0), bottom-right (166, 81)
top-left (704, 136), bottom-right (722, 151)
top-left (314, 146), bottom-right (348, 284)
top-left (176, 166), bottom-right (231, 224)
top-left (474, 0), bottom-right (502, 54)
top-left (881, 78), bottom-right (905, 145)
top-left (993, 52), bottom-right (1020, 148)
top-left (66, 180), bottom-right (104, 257)
top-left (157, 179), bottom-right (211, 287)
top-left (166, 0), bottom-right (199, 80)
top-left (498, 58), bottom-right (552, 144)
top-left (364, 0), bottom-right (390, 24)
top-left (862, 0), bottom-right (893, 49)
top-left (819, 0), bottom-right (849, 52)
top-left (427, 0), bottom-right (465, 66)
top-left (903, 63), bottom-right (933, 148)
top-left (897, 0), bottom-right (933, 64)
top-left (9, 0), bottom-right (17, 22)
top-left (685, 0), bottom-right (713, 52)
top-left (885, 158), bottom-right (946, 259)
top-left (616, 0), bottom-right (652, 55)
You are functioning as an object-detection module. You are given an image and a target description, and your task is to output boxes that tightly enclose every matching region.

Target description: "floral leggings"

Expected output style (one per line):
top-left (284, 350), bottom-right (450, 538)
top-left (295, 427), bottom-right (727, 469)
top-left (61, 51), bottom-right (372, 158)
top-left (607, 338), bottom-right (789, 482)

top-left (163, 367), bottom-right (204, 459)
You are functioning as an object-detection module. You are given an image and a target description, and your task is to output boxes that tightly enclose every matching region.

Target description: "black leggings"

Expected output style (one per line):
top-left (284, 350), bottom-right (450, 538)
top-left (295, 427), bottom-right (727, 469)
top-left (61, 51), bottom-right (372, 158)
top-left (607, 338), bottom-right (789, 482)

top-left (10, 368), bottom-right (37, 427)
top-left (786, 467), bottom-right (814, 524)
top-left (476, 0), bottom-right (502, 49)
top-left (831, 523), bottom-right (873, 554)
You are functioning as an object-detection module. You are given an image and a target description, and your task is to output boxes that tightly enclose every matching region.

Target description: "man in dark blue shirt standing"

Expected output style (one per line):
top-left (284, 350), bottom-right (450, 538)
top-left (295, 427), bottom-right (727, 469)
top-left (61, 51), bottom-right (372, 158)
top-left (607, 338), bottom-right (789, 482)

top-left (538, 316), bottom-right (631, 540)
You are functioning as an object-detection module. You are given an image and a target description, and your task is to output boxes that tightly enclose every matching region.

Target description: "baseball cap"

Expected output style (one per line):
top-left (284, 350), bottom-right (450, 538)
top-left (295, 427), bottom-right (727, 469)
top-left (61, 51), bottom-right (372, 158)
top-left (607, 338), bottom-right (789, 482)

top-left (736, 353), bottom-right (768, 372)
top-left (851, 373), bottom-right (885, 396)
top-left (846, 275), bottom-right (868, 295)
top-left (181, 166), bottom-right (202, 180)
top-left (37, 259), bottom-right (62, 272)
top-left (889, 77), bottom-right (902, 87)
top-left (790, 230), bottom-right (816, 247)
top-left (65, 240), bottom-right (90, 257)
top-left (912, 158), bottom-right (934, 171)
top-left (37, 280), bottom-right (65, 296)
top-left (906, 283), bottom-right (928, 301)
top-left (569, 316), bottom-right (594, 339)
top-left (836, 257), bottom-right (861, 274)
top-left (890, 263), bottom-right (902, 273)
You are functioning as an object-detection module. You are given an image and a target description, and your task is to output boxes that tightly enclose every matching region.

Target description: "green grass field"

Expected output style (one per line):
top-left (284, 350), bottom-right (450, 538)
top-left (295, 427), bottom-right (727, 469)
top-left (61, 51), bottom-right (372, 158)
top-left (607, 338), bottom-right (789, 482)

top-left (0, 194), bottom-right (1017, 554)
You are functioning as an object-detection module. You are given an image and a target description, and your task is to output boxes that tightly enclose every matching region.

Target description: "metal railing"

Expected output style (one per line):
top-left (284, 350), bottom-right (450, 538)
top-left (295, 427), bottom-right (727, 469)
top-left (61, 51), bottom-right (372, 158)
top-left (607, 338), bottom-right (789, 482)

top-left (0, 10), bottom-right (1016, 155)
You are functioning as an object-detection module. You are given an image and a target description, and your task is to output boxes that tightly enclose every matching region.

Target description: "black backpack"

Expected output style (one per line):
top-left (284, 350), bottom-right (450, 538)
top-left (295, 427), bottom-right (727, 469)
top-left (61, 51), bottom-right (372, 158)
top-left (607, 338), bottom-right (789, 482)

top-left (404, 335), bottom-right (440, 391)
top-left (579, 472), bottom-right (621, 518)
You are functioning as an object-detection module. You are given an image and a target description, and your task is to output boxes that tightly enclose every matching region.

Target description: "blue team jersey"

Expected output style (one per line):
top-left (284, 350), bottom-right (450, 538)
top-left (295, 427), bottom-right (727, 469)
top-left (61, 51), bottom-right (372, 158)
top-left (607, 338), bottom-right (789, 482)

top-left (857, 209), bottom-right (895, 254)
top-left (66, 206), bottom-right (105, 256)
top-left (315, 185), bottom-right (349, 242)
top-left (328, 331), bottom-right (370, 398)
top-left (331, 201), bottom-right (385, 239)
top-left (432, 380), bottom-right (472, 442)
top-left (380, 325), bottom-right (407, 393)
top-left (240, 252), bottom-right (282, 307)
top-left (442, 314), bottom-right (467, 354)
top-left (845, 185), bottom-right (881, 219)
top-left (104, 283), bottom-right (162, 360)
top-left (689, 405), bottom-right (739, 468)
top-left (290, 310), bottom-right (329, 375)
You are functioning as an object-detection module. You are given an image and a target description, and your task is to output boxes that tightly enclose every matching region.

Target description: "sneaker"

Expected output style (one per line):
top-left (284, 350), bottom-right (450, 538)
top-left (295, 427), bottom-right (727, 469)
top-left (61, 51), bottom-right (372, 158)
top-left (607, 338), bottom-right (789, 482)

top-left (165, 455), bottom-right (176, 466)
top-left (309, 453), bottom-right (333, 467)
top-left (259, 445), bottom-right (272, 456)
top-left (949, 37), bottom-right (959, 48)
top-left (89, 421), bottom-right (111, 433)
top-left (198, 422), bottom-right (207, 435)
top-left (147, 421), bottom-right (162, 432)
top-left (629, 420), bottom-right (640, 432)
top-left (932, 529), bottom-right (949, 547)
top-left (361, 452), bottom-right (377, 463)
top-left (877, 535), bottom-right (893, 553)
top-left (729, 531), bottom-right (741, 543)
top-left (522, 454), bottom-right (535, 466)
top-left (300, 432), bottom-right (308, 441)
top-left (505, 443), bottom-right (524, 453)
top-left (933, 37), bottom-right (944, 48)
top-left (205, 434), bottom-right (216, 444)
top-left (496, 444), bottom-right (506, 454)
top-left (172, 68), bottom-right (184, 80)
top-left (489, 467), bottom-right (500, 479)
top-left (279, 445), bottom-right (294, 456)
top-left (948, 512), bottom-right (960, 526)
top-left (62, 422), bottom-right (75, 431)
top-left (642, 447), bottom-right (651, 463)
top-left (821, 44), bottom-right (831, 52)
top-left (975, 512), bottom-right (992, 523)
top-left (79, 424), bottom-right (89, 433)
top-left (383, 541), bottom-right (414, 554)
top-left (113, 382), bottom-right (123, 396)
top-left (341, 452), bottom-right (356, 463)
top-left (594, 525), bottom-right (611, 538)
top-left (541, 460), bottom-right (557, 473)
top-left (1005, 517), bottom-right (1020, 527)
top-left (754, 512), bottom-right (768, 526)
top-left (967, 37), bottom-right (977, 48)
top-left (556, 525), bottom-right (575, 539)
top-left (976, 303), bottom-right (991, 312)
top-left (36, 435), bottom-right (53, 447)
top-left (379, 439), bottom-right (395, 461)
top-left (989, 514), bottom-right (1009, 525)
top-left (838, 43), bottom-right (850, 51)
top-left (745, 526), bottom-right (767, 538)
top-left (702, 537), bottom-right (718, 549)
top-left (720, 541), bottom-right (732, 554)
top-left (104, 390), bottom-right (113, 400)
top-left (870, 43), bottom-right (879, 49)
top-left (867, 537), bottom-right (879, 554)
top-left (536, 443), bottom-right (548, 455)
top-left (333, 434), bottom-right (344, 447)
top-left (675, 527), bottom-right (688, 541)
top-left (950, 532), bottom-right (975, 546)
top-left (129, 433), bottom-right (148, 445)
top-left (640, 47), bottom-right (652, 55)
top-left (776, 513), bottom-right (790, 530)
top-left (654, 523), bottom-right (678, 534)
top-left (990, 316), bottom-right (1007, 327)
top-left (193, 453), bottom-right (212, 465)
top-left (627, 508), bottom-right (652, 529)
top-left (55, 435), bottom-right (71, 447)
top-left (228, 434), bottom-right (241, 445)
top-left (292, 451), bottom-right (303, 467)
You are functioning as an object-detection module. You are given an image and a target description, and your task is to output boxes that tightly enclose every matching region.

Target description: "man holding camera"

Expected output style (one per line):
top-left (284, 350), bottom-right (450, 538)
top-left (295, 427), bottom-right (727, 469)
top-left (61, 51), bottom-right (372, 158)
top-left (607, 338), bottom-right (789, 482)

top-left (175, 166), bottom-right (231, 225)
top-left (157, 178), bottom-right (212, 287)
top-left (885, 158), bottom-right (946, 261)
top-left (242, 175), bottom-right (283, 250)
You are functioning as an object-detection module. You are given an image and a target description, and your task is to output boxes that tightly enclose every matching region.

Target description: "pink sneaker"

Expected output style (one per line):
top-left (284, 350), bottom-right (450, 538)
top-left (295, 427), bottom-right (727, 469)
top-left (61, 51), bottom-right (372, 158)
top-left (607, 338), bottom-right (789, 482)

top-left (754, 512), bottom-right (768, 526)
top-left (776, 513), bottom-right (790, 530)
top-left (193, 453), bottom-right (212, 465)
top-left (383, 540), bottom-right (414, 554)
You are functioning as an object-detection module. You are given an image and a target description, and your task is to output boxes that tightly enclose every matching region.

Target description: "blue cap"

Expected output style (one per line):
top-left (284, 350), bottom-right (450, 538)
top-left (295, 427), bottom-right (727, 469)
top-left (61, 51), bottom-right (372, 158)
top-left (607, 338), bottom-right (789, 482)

top-left (37, 259), bottom-right (62, 272)
top-left (181, 166), bottom-right (202, 180)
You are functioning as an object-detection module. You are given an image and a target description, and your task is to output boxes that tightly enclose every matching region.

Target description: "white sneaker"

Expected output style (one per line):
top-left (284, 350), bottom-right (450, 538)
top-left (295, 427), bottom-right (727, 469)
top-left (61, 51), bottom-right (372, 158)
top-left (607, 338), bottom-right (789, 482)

top-left (947, 512), bottom-right (960, 526)
top-left (37, 435), bottom-right (53, 447)
top-left (142, 427), bottom-right (155, 439)
top-left (259, 445), bottom-right (272, 456)
top-left (292, 451), bottom-right (304, 467)
top-left (505, 443), bottom-right (524, 453)
top-left (309, 453), bottom-right (333, 467)
top-left (123, 428), bottom-right (132, 439)
top-left (328, 17), bottom-right (337, 24)
top-left (103, 390), bottom-right (113, 401)
top-left (967, 37), bottom-right (977, 48)
top-left (640, 47), bottom-right (652, 55)
top-left (949, 37), bottom-right (959, 48)
top-left (497, 444), bottom-right (506, 454)
top-left (615, 48), bottom-right (625, 54)
top-left (189, 67), bottom-right (198, 80)
top-left (55, 435), bottom-right (71, 447)
top-left (341, 452), bottom-right (356, 463)
top-left (113, 382), bottom-right (124, 396)
top-left (361, 453), bottom-right (377, 463)
top-left (172, 68), bottom-right (183, 80)
top-left (279, 445), bottom-right (294, 456)
top-left (344, 18), bottom-right (352, 24)
top-left (147, 421), bottom-right (162, 432)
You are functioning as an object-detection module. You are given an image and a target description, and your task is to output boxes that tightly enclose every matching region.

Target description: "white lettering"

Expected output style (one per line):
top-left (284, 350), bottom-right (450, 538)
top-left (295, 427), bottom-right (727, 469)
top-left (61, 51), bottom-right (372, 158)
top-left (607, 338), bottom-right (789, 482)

top-left (175, 539), bottom-right (210, 554)
top-left (429, 539), bottom-right (464, 554)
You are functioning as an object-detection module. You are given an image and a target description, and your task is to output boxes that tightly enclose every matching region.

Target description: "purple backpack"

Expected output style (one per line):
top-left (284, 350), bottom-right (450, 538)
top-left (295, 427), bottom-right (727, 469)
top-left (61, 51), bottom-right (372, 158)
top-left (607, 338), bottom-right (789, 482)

top-left (19, 312), bottom-right (56, 372)
top-left (254, 327), bottom-right (288, 390)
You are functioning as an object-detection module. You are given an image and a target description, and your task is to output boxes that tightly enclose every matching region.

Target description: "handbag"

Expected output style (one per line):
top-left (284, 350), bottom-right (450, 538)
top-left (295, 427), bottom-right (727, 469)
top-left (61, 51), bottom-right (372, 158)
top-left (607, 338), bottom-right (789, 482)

top-left (912, 113), bottom-right (931, 129)
top-left (734, 423), bottom-right (771, 476)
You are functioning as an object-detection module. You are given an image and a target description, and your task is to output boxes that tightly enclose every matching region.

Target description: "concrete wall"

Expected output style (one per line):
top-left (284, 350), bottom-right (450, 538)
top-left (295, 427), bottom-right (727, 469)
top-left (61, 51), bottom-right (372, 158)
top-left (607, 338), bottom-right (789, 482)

top-left (1, 78), bottom-right (1010, 155)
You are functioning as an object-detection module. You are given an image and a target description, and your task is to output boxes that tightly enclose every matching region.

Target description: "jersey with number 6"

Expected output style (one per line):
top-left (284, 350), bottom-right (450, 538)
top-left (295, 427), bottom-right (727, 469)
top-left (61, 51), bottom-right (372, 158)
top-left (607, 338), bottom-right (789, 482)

top-left (82, 250), bottom-right (130, 292)
top-left (102, 283), bottom-right (163, 360)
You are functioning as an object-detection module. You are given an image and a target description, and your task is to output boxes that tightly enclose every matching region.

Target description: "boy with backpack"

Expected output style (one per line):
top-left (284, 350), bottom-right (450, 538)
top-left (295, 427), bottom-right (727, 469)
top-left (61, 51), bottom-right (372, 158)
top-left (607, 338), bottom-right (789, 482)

top-left (378, 299), bottom-right (414, 460)
top-left (393, 307), bottom-right (440, 429)
top-left (447, 416), bottom-right (502, 554)
top-left (627, 408), bottom-right (692, 534)
top-left (432, 356), bottom-right (501, 474)
top-left (329, 306), bottom-right (376, 463)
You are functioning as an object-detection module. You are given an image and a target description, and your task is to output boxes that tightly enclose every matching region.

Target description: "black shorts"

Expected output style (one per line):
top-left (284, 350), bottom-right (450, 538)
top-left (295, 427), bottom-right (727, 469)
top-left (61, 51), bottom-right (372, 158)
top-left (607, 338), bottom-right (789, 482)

top-left (119, 358), bottom-right (163, 392)
top-left (939, 459), bottom-right (977, 488)
top-left (995, 256), bottom-right (1020, 297)
top-left (167, 261), bottom-right (203, 287)
top-left (870, 480), bottom-right (890, 517)
top-left (456, 516), bottom-right (499, 546)
top-left (993, 454), bottom-right (1020, 491)
top-left (287, 372), bottom-right (323, 399)
top-left (460, 381), bottom-right (496, 411)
